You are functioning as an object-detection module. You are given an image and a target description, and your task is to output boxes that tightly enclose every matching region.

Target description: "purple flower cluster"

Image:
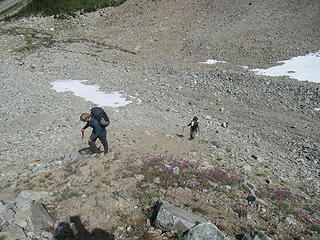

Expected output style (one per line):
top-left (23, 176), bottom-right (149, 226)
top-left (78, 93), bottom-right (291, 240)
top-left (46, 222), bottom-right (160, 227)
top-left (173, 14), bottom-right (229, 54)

top-left (201, 168), bottom-right (240, 186)
top-left (273, 188), bottom-right (294, 200)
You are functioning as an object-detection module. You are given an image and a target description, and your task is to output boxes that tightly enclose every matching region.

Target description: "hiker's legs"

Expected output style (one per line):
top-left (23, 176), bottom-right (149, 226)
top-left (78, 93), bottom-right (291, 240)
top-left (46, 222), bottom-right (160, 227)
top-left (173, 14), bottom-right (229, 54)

top-left (89, 134), bottom-right (101, 154)
top-left (189, 130), bottom-right (196, 140)
top-left (99, 135), bottom-right (109, 154)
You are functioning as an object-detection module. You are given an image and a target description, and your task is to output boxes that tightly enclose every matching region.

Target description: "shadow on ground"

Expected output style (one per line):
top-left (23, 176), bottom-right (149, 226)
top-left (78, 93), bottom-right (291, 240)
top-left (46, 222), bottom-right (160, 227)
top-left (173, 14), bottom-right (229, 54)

top-left (54, 215), bottom-right (115, 240)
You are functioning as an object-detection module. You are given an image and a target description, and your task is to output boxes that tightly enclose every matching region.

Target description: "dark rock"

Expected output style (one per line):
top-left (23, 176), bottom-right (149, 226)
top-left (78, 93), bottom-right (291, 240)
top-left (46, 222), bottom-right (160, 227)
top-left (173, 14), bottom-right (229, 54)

top-left (115, 189), bottom-right (130, 200)
top-left (246, 195), bottom-right (256, 204)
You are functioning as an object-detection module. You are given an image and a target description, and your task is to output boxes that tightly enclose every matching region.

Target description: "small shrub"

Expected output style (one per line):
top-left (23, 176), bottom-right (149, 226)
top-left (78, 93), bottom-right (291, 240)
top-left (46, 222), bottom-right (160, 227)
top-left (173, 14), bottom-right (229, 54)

top-left (310, 224), bottom-right (320, 233)
top-left (256, 172), bottom-right (267, 177)
top-left (234, 207), bottom-right (248, 218)
top-left (56, 191), bottom-right (81, 202)
top-left (176, 232), bottom-right (186, 240)
top-left (24, 35), bottom-right (32, 44)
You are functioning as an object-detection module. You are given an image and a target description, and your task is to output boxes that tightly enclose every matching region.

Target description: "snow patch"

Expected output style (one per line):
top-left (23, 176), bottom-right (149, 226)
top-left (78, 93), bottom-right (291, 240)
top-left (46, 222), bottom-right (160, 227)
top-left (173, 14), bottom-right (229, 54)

top-left (251, 51), bottom-right (320, 83)
top-left (51, 79), bottom-right (132, 107)
top-left (199, 59), bottom-right (226, 64)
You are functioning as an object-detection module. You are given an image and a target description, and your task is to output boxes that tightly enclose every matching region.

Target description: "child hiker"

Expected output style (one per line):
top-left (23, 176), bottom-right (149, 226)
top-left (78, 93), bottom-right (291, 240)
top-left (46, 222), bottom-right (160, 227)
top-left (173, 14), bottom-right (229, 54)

top-left (183, 116), bottom-right (200, 140)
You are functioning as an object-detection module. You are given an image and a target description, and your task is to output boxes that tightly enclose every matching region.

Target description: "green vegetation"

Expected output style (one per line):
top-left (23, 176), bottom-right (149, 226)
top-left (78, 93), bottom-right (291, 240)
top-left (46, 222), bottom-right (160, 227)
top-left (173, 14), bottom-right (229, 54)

top-left (176, 232), bottom-right (186, 240)
top-left (55, 191), bottom-right (81, 202)
top-left (137, 157), bottom-right (241, 190)
top-left (233, 207), bottom-right (248, 218)
top-left (16, 0), bottom-right (127, 19)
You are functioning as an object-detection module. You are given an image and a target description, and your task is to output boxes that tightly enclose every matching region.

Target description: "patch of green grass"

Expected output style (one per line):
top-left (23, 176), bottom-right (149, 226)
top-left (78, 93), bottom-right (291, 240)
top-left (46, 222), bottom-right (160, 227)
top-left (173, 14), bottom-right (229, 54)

top-left (15, 0), bottom-right (128, 19)
top-left (102, 180), bottom-right (113, 187)
top-left (234, 207), bottom-right (248, 218)
top-left (176, 232), bottom-right (186, 240)
top-left (24, 35), bottom-right (32, 44)
top-left (137, 157), bottom-right (241, 191)
top-left (136, 191), bottom-right (155, 206)
top-left (55, 191), bottom-right (81, 202)
top-left (192, 206), bottom-right (209, 215)
top-left (0, 236), bottom-right (6, 240)
top-left (225, 148), bottom-right (232, 153)
top-left (120, 213), bottom-right (130, 220)
top-left (256, 171), bottom-right (267, 177)
top-left (310, 224), bottom-right (320, 233)
top-left (16, 43), bottom-right (40, 52)
top-left (228, 191), bottom-right (237, 199)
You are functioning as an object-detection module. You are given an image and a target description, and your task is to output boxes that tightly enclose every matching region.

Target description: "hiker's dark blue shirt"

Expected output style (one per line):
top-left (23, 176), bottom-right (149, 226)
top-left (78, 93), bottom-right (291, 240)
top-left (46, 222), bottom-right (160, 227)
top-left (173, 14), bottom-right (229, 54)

top-left (87, 118), bottom-right (106, 140)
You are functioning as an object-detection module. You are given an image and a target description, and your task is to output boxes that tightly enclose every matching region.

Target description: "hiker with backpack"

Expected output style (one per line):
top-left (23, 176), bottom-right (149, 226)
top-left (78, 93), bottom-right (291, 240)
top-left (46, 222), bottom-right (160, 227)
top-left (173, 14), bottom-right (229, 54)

top-left (183, 116), bottom-right (200, 140)
top-left (80, 107), bottom-right (110, 155)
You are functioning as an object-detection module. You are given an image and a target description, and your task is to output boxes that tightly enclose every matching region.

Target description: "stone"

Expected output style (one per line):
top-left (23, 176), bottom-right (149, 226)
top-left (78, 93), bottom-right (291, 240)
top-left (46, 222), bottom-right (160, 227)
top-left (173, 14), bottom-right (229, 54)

top-left (135, 174), bottom-right (145, 181)
top-left (251, 155), bottom-right (263, 162)
top-left (154, 201), bottom-right (206, 232)
top-left (256, 198), bottom-right (269, 206)
top-left (115, 189), bottom-right (130, 200)
top-left (242, 165), bottom-right (252, 172)
top-left (2, 223), bottom-right (26, 239)
top-left (242, 231), bottom-right (272, 240)
top-left (173, 167), bottom-right (180, 175)
top-left (14, 219), bottom-right (28, 229)
top-left (0, 191), bottom-right (15, 201)
top-left (69, 151), bottom-right (82, 161)
top-left (41, 231), bottom-right (54, 239)
top-left (285, 216), bottom-right (298, 225)
top-left (188, 152), bottom-right (198, 157)
top-left (221, 122), bottom-right (228, 128)
top-left (154, 177), bottom-right (161, 184)
top-left (14, 200), bottom-right (54, 233)
top-left (0, 202), bottom-right (16, 223)
top-left (18, 190), bottom-right (52, 201)
top-left (26, 231), bottom-right (37, 238)
top-left (186, 222), bottom-right (229, 240)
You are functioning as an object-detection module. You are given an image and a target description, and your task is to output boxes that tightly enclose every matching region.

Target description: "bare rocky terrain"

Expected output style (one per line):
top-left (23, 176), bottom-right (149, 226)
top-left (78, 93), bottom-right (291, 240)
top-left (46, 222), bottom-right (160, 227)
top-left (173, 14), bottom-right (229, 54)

top-left (0, 0), bottom-right (320, 239)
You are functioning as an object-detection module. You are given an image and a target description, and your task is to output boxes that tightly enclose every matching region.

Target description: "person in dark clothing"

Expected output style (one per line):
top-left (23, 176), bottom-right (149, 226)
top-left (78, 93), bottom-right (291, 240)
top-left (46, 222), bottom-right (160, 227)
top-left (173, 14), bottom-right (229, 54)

top-left (183, 116), bottom-right (200, 140)
top-left (80, 112), bottom-right (108, 155)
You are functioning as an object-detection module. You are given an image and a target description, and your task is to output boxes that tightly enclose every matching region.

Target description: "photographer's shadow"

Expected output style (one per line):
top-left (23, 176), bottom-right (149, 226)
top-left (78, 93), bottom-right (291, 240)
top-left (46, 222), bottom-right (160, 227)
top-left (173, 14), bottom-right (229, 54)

top-left (54, 215), bottom-right (114, 240)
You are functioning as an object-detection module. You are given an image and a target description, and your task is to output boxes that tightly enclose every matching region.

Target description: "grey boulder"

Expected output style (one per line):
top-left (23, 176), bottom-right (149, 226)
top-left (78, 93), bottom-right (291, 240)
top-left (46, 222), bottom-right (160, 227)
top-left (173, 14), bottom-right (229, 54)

top-left (154, 201), bottom-right (206, 232)
top-left (0, 197), bottom-right (53, 234)
top-left (242, 231), bottom-right (272, 240)
top-left (1, 223), bottom-right (26, 239)
top-left (186, 222), bottom-right (229, 240)
top-left (18, 190), bottom-right (52, 202)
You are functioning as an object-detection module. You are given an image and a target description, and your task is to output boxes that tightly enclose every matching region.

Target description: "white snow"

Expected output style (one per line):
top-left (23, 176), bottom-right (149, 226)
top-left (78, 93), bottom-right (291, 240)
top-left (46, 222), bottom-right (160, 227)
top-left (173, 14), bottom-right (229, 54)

top-left (251, 51), bottom-right (320, 83)
top-left (51, 79), bottom-right (132, 107)
top-left (199, 59), bottom-right (226, 64)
